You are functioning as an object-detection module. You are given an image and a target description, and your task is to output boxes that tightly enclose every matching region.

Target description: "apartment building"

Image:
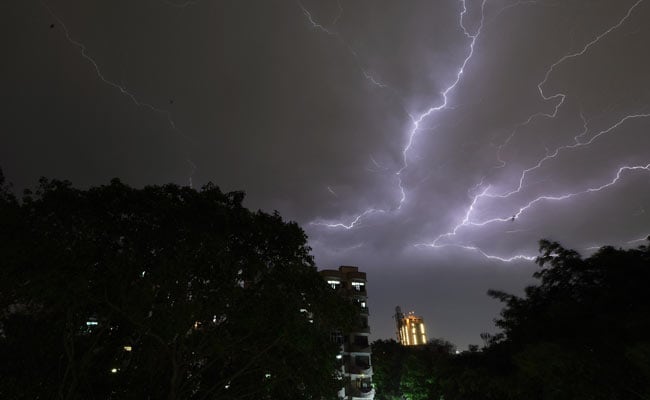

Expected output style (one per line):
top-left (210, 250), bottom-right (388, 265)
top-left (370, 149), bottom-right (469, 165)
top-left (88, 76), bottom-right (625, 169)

top-left (320, 266), bottom-right (375, 400)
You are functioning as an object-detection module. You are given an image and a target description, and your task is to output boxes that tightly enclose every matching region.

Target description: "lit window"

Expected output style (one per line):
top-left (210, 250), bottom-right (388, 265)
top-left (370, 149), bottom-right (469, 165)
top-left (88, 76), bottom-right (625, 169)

top-left (123, 346), bottom-right (132, 352)
top-left (327, 280), bottom-right (340, 289)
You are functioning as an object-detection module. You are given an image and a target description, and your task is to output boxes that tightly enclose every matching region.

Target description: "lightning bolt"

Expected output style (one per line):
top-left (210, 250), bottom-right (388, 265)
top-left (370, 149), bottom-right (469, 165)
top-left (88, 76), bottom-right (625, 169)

top-left (415, 243), bottom-right (536, 262)
top-left (487, 112), bottom-right (650, 199)
top-left (424, 112), bottom-right (649, 260)
top-left (298, 1), bottom-right (388, 88)
top-left (414, 0), bottom-right (647, 262)
top-left (495, 0), bottom-right (644, 167)
top-left (44, 2), bottom-right (197, 186)
top-left (187, 159), bottom-right (197, 188)
top-left (311, 0), bottom-right (488, 227)
top-left (398, 0), bottom-right (487, 181)
top-left (311, 208), bottom-right (385, 230)
top-left (419, 163), bottom-right (650, 260)
top-left (309, 1), bottom-right (647, 262)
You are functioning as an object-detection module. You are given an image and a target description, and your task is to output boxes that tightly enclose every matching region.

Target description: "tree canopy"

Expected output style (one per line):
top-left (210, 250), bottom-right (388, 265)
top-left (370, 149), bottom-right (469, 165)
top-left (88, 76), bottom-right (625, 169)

top-left (371, 239), bottom-right (650, 400)
top-left (0, 175), bottom-right (356, 399)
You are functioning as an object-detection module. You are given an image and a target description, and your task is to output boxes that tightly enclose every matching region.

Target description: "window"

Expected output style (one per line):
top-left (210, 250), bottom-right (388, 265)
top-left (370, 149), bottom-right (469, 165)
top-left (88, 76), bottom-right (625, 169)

top-left (351, 282), bottom-right (365, 292)
top-left (327, 280), bottom-right (341, 290)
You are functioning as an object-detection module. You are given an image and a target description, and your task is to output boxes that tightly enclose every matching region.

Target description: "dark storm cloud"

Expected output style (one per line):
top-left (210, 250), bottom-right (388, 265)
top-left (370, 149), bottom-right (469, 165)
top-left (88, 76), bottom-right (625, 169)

top-left (2, 0), bottom-right (649, 348)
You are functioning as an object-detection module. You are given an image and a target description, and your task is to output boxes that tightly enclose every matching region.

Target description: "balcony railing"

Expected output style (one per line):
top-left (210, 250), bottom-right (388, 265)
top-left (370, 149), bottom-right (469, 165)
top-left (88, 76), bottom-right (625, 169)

top-left (348, 388), bottom-right (376, 399)
top-left (348, 344), bottom-right (371, 353)
top-left (348, 365), bottom-right (373, 375)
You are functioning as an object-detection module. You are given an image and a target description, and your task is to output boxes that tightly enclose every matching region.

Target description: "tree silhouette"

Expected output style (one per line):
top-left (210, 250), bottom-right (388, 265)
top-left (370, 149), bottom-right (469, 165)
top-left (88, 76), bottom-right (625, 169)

top-left (0, 174), bottom-right (356, 399)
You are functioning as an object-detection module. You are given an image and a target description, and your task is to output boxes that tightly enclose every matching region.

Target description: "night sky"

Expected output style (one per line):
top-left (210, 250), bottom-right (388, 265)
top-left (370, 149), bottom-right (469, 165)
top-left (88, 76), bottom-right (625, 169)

top-left (3, 0), bottom-right (650, 349)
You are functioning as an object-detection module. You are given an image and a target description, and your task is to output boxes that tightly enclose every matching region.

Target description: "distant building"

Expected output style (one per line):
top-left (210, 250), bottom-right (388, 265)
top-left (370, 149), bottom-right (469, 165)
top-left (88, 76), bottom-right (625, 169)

top-left (320, 266), bottom-right (375, 400)
top-left (394, 306), bottom-right (427, 346)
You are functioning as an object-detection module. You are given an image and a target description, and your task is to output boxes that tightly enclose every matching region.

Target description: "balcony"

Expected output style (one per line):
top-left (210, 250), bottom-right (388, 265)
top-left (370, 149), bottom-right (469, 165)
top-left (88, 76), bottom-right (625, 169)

top-left (349, 388), bottom-right (376, 399)
top-left (348, 365), bottom-right (373, 376)
top-left (348, 343), bottom-right (371, 353)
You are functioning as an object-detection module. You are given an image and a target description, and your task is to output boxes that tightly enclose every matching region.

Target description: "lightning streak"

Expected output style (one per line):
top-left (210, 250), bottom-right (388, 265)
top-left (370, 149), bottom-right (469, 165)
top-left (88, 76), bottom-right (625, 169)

top-left (45, 3), bottom-right (178, 131)
top-left (396, 0), bottom-right (487, 211)
top-left (487, 112), bottom-right (650, 199)
top-left (399, 0), bottom-right (487, 179)
top-left (298, 1), bottom-right (388, 88)
top-left (311, 208), bottom-right (385, 229)
top-left (415, 243), bottom-right (536, 262)
top-left (423, 163), bottom-right (650, 250)
top-left (417, 1), bottom-right (647, 262)
top-left (496, 0), bottom-right (644, 166)
top-left (309, 0), bottom-right (647, 263)
top-left (44, 2), bottom-right (197, 186)
top-left (310, 0), bottom-right (488, 227)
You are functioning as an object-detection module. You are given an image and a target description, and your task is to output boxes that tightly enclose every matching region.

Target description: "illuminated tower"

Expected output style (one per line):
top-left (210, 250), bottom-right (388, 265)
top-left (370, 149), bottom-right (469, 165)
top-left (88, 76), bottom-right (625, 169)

top-left (320, 266), bottom-right (374, 400)
top-left (394, 306), bottom-right (427, 346)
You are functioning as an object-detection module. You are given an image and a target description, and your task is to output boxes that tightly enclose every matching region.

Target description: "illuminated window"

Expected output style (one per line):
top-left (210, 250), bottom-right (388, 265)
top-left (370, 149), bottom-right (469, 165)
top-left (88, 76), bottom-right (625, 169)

top-left (327, 280), bottom-right (341, 289)
top-left (351, 282), bottom-right (365, 291)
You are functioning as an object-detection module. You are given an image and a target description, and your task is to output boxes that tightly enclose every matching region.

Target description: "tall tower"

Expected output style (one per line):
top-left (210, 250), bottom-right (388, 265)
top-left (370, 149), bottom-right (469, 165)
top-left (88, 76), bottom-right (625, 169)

top-left (395, 306), bottom-right (427, 346)
top-left (394, 306), bottom-right (404, 341)
top-left (320, 266), bottom-right (374, 400)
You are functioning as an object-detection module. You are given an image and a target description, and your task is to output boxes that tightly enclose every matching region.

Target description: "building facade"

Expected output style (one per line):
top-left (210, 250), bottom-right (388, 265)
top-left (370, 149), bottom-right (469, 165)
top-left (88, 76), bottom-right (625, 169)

top-left (320, 266), bottom-right (375, 400)
top-left (394, 306), bottom-right (427, 346)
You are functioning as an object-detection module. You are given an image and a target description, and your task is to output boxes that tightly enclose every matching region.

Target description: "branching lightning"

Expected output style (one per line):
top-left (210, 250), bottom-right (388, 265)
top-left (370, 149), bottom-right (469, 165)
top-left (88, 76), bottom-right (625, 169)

top-left (419, 163), bottom-right (650, 258)
top-left (305, 0), bottom-right (647, 262)
top-left (44, 2), bottom-right (197, 186)
top-left (417, 0), bottom-right (647, 261)
top-left (487, 112), bottom-right (650, 199)
top-left (495, 0), bottom-right (644, 167)
top-left (309, 0), bottom-right (488, 229)
top-left (45, 4), bottom-right (178, 130)
top-left (298, 1), bottom-right (388, 88)
top-left (311, 208), bottom-right (386, 230)
top-left (396, 0), bottom-right (487, 209)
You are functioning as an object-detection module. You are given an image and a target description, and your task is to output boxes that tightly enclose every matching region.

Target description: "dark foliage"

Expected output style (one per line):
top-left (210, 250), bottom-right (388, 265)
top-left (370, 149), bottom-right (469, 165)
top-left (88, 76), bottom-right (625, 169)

top-left (372, 239), bottom-right (650, 400)
top-left (0, 174), bottom-right (357, 399)
top-left (371, 338), bottom-right (455, 400)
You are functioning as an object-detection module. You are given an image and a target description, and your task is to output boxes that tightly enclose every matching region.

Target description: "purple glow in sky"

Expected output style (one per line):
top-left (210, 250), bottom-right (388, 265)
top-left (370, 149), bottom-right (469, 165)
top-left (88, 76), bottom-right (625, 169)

top-left (2, 0), bottom-right (649, 348)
